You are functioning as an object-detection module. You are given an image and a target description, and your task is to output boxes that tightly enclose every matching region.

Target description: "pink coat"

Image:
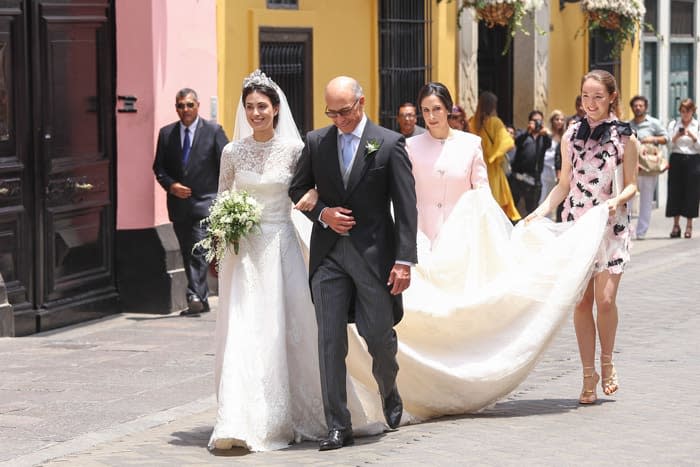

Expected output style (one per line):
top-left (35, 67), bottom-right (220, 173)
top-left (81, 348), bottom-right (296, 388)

top-left (407, 130), bottom-right (488, 244)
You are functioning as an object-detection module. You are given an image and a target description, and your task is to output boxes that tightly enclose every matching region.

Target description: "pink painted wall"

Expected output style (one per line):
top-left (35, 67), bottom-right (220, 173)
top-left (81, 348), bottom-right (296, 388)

top-left (116, 0), bottom-right (221, 229)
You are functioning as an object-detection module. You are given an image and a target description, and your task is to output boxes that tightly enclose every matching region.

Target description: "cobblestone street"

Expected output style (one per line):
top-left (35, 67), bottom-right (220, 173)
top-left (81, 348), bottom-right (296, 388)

top-left (1, 210), bottom-right (698, 466)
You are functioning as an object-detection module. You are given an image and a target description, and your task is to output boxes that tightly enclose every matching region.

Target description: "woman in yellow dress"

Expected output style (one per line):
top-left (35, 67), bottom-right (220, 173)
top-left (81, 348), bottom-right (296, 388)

top-left (468, 91), bottom-right (521, 222)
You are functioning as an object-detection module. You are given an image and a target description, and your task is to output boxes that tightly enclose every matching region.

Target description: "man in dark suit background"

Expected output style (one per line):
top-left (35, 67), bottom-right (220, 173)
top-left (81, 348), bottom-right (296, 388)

top-left (289, 76), bottom-right (417, 451)
top-left (153, 88), bottom-right (228, 315)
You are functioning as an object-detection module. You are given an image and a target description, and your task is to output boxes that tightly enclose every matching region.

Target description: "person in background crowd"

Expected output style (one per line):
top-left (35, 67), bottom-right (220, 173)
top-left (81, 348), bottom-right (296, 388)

top-left (666, 98), bottom-right (700, 239)
top-left (527, 69), bottom-right (639, 405)
top-left (539, 110), bottom-right (566, 208)
top-left (510, 110), bottom-right (551, 217)
top-left (468, 91), bottom-right (521, 222)
top-left (448, 105), bottom-right (470, 132)
top-left (553, 115), bottom-right (579, 221)
top-left (627, 95), bottom-right (668, 240)
top-left (152, 87), bottom-right (228, 316)
top-left (397, 102), bottom-right (426, 138)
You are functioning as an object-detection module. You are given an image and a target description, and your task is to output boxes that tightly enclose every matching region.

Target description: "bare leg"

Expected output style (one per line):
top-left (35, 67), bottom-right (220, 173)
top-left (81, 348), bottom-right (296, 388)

top-left (574, 278), bottom-right (596, 368)
top-left (574, 278), bottom-right (598, 403)
top-left (594, 271), bottom-right (622, 395)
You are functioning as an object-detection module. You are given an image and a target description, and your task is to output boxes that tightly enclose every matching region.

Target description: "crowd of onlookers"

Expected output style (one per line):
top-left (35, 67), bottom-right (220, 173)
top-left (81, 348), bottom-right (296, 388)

top-left (395, 92), bottom-right (699, 238)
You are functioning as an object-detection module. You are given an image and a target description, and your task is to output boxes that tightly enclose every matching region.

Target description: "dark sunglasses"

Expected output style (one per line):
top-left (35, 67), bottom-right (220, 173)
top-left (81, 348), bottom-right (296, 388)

top-left (176, 102), bottom-right (196, 110)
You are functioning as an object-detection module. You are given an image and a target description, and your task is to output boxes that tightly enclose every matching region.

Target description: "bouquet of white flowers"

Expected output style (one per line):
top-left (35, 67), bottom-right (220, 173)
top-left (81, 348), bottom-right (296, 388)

top-left (195, 190), bottom-right (263, 265)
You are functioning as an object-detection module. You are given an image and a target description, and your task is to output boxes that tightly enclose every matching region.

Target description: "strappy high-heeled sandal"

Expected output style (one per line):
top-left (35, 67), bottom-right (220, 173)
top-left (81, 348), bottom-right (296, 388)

top-left (579, 367), bottom-right (599, 404)
top-left (670, 225), bottom-right (681, 238)
top-left (601, 354), bottom-right (619, 395)
top-left (685, 225), bottom-right (692, 239)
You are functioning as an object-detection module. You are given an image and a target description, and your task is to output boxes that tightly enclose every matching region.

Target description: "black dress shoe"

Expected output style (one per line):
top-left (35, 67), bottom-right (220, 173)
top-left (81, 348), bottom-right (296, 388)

top-left (319, 428), bottom-right (354, 451)
top-left (383, 387), bottom-right (403, 429)
top-left (188, 295), bottom-right (204, 312)
top-left (180, 296), bottom-right (205, 316)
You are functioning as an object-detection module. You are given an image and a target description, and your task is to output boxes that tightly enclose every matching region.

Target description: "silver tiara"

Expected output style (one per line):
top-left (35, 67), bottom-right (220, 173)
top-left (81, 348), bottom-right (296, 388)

top-left (243, 69), bottom-right (276, 89)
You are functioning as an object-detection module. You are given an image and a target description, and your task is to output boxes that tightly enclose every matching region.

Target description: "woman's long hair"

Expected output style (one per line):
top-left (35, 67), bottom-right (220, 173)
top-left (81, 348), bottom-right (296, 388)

top-left (549, 109), bottom-right (566, 140)
top-left (472, 91), bottom-right (498, 133)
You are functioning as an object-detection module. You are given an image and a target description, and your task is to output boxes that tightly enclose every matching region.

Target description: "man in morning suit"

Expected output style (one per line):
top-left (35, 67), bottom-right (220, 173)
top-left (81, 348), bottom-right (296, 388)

top-left (289, 76), bottom-right (418, 451)
top-left (153, 88), bottom-right (228, 316)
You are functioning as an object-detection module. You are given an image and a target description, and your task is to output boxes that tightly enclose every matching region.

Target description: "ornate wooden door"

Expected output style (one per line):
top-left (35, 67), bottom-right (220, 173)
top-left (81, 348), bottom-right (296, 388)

top-left (0, 0), bottom-right (116, 335)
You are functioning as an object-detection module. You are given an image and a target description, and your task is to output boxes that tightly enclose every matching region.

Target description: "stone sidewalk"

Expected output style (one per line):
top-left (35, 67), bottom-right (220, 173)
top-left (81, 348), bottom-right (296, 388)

top-left (1, 207), bottom-right (698, 466)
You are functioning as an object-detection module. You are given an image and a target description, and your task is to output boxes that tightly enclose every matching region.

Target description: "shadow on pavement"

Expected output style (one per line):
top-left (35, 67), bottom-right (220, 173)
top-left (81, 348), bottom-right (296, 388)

top-left (411, 397), bottom-right (616, 422)
top-left (204, 432), bottom-right (389, 456)
top-left (126, 314), bottom-right (183, 321)
top-left (169, 426), bottom-right (211, 448)
top-left (478, 397), bottom-right (616, 416)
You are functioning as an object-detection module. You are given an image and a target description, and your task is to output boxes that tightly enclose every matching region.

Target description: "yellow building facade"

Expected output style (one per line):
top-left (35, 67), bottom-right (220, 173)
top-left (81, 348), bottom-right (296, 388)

top-left (216, 0), bottom-right (458, 134)
top-left (216, 1), bottom-right (642, 133)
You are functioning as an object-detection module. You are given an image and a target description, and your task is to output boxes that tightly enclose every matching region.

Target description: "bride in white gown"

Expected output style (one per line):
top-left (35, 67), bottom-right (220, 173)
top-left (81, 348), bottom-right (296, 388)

top-left (210, 72), bottom-right (610, 451)
top-left (209, 71), bottom-right (385, 452)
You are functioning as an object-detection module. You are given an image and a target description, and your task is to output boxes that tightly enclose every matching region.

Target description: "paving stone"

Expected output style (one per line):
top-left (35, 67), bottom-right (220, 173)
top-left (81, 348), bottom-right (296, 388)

top-left (1, 208), bottom-right (698, 466)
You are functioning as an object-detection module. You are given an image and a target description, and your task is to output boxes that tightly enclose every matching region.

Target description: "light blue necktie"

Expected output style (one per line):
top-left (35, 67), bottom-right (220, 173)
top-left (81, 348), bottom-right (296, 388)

top-left (182, 127), bottom-right (191, 165)
top-left (341, 133), bottom-right (355, 171)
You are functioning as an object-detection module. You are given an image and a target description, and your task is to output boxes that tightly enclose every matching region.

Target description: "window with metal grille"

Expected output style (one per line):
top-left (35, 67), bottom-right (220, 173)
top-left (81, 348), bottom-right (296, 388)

top-left (267, 0), bottom-right (298, 9)
top-left (378, 0), bottom-right (431, 131)
top-left (259, 28), bottom-right (313, 136)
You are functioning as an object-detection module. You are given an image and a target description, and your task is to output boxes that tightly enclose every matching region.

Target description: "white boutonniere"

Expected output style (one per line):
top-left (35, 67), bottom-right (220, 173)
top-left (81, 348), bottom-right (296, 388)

top-left (365, 139), bottom-right (381, 157)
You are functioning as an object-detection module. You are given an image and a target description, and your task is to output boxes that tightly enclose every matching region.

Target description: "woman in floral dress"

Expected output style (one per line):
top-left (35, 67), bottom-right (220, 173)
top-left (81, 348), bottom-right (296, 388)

top-left (527, 70), bottom-right (639, 404)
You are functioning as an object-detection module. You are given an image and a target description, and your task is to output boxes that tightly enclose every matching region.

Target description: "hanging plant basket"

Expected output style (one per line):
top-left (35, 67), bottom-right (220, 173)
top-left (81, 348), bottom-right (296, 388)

top-left (587, 9), bottom-right (621, 30)
top-left (475, 3), bottom-right (515, 28)
top-left (580, 0), bottom-right (646, 57)
top-left (446, 0), bottom-right (544, 54)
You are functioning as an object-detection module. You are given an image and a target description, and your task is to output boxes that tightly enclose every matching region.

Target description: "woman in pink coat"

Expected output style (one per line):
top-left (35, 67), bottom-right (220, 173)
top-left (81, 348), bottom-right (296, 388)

top-left (406, 82), bottom-right (489, 246)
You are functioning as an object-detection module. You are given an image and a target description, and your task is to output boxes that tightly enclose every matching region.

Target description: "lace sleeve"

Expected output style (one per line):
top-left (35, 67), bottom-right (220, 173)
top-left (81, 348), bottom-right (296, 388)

top-left (276, 137), bottom-right (305, 181)
top-left (218, 142), bottom-right (236, 194)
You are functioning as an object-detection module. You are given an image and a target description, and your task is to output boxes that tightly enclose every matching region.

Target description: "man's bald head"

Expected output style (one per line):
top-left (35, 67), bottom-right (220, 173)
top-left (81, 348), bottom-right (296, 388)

top-left (324, 76), bottom-right (365, 133)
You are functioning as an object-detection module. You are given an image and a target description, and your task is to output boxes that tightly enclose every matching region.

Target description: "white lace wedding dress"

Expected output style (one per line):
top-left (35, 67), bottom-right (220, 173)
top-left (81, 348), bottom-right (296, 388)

top-left (208, 135), bottom-right (327, 451)
top-left (209, 135), bottom-right (385, 452)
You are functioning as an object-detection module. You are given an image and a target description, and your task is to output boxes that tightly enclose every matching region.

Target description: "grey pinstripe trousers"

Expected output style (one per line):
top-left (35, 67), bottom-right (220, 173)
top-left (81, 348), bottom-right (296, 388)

top-left (311, 236), bottom-right (399, 431)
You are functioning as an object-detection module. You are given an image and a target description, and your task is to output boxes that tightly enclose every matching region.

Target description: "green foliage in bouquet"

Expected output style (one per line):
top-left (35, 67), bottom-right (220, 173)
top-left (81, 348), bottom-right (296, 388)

top-left (194, 190), bottom-right (263, 265)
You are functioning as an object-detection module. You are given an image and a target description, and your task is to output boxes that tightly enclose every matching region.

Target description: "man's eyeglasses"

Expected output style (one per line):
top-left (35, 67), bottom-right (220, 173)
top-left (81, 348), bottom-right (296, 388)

top-left (176, 102), bottom-right (196, 110)
top-left (399, 113), bottom-right (416, 119)
top-left (325, 98), bottom-right (359, 118)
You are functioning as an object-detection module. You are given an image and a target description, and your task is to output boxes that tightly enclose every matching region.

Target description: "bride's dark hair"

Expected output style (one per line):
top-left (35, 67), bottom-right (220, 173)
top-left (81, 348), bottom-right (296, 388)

top-left (416, 82), bottom-right (454, 116)
top-left (242, 83), bottom-right (281, 128)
